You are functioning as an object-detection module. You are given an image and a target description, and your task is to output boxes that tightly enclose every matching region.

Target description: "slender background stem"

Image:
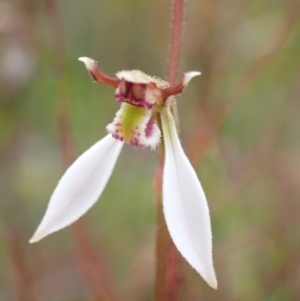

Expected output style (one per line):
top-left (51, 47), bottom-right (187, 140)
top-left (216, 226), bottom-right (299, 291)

top-left (44, 1), bottom-right (116, 300)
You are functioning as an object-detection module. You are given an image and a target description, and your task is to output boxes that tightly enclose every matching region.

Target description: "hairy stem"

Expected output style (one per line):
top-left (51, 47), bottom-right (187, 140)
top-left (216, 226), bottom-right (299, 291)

top-left (154, 1), bottom-right (185, 301)
top-left (154, 147), bottom-right (169, 301)
top-left (167, 0), bottom-right (185, 86)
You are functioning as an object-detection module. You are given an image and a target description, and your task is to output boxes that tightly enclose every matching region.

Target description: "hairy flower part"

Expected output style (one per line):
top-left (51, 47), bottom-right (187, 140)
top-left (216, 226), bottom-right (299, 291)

top-left (107, 102), bottom-right (161, 149)
top-left (115, 70), bottom-right (167, 109)
top-left (110, 70), bottom-right (169, 147)
top-left (30, 57), bottom-right (217, 289)
top-left (161, 106), bottom-right (217, 289)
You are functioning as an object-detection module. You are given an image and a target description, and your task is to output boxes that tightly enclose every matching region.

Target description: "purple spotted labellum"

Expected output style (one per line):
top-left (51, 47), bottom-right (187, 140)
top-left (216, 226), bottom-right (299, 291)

top-left (30, 57), bottom-right (217, 289)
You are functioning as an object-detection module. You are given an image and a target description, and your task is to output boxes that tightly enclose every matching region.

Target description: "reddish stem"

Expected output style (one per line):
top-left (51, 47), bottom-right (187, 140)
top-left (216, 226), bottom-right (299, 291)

top-left (154, 158), bottom-right (170, 301)
top-left (167, 0), bottom-right (185, 86)
top-left (161, 72), bottom-right (190, 101)
top-left (84, 59), bottom-right (119, 87)
top-left (154, 1), bottom-right (185, 301)
top-left (6, 226), bottom-right (37, 301)
top-left (73, 221), bottom-right (117, 301)
top-left (166, 0), bottom-right (185, 300)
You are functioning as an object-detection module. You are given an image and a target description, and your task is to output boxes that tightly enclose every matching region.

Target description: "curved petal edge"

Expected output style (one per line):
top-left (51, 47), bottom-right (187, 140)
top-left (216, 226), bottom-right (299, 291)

top-left (161, 108), bottom-right (217, 289)
top-left (30, 134), bottom-right (123, 243)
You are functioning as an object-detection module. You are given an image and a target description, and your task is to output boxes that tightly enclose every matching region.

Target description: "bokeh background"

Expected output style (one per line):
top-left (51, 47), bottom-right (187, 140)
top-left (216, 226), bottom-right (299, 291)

top-left (0, 0), bottom-right (300, 300)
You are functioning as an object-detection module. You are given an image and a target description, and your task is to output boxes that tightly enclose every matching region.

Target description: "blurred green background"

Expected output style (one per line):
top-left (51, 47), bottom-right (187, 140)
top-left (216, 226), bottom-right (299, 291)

top-left (0, 0), bottom-right (299, 300)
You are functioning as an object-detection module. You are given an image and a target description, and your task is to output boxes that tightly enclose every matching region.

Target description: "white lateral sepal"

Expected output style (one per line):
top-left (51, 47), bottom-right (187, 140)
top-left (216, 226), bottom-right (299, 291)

top-left (30, 134), bottom-right (123, 243)
top-left (161, 108), bottom-right (217, 289)
top-left (183, 71), bottom-right (201, 87)
top-left (78, 57), bottom-right (96, 71)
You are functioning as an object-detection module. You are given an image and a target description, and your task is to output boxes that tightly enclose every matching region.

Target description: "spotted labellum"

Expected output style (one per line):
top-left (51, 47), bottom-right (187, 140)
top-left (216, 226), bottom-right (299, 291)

top-left (30, 57), bottom-right (217, 289)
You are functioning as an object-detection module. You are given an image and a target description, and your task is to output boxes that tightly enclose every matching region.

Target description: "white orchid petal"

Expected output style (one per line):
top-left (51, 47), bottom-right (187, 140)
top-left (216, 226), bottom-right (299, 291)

top-left (78, 57), bottom-right (95, 71)
top-left (183, 71), bottom-right (201, 87)
top-left (115, 70), bottom-right (154, 84)
top-left (161, 108), bottom-right (217, 289)
top-left (30, 134), bottom-right (123, 243)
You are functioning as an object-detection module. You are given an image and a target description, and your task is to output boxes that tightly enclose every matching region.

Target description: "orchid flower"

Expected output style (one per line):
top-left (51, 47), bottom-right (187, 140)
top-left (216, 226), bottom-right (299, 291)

top-left (30, 57), bottom-right (217, 289)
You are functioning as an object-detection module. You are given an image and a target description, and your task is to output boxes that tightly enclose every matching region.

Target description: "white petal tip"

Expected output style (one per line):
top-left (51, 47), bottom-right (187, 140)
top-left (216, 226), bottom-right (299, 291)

top-left (29, 229), bottom-right (46, 243)
top-left (201, 267), bottom-right (218, 289)
top-left (208, 277), bottom-right (218, 289)
top-left (161, 108), bottom-right (217, 290)
top-left (183, 71), bottom-right (201, 87)
top-left (78, 57), bottom-right (95, 70)
top-left (29, 135), bottom-right (123, 246)
top-left (29, 236), bottom-right (39, 244)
